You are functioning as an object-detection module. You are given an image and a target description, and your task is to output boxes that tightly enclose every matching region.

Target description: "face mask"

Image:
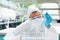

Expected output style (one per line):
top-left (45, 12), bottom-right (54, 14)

top-left (30, 18), bottom-right (43, 31)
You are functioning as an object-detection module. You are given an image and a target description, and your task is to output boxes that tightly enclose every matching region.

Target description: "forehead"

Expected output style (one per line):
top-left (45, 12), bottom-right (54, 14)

top-left (32, 11), bottom-right (40, 14)
top-left (32, 11), bottom-right (38, 13)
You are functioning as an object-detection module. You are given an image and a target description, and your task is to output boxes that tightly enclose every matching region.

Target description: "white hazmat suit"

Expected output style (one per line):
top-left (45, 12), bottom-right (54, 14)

top-left (4, 5), bottom-right (59, 40)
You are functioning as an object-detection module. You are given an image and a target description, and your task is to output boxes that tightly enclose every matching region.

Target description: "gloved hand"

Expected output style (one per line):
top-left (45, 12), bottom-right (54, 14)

top-left (44, 12), bottom-right (52, 28)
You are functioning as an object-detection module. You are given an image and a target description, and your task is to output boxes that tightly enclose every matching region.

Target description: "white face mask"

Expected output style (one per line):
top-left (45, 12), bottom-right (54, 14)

top-left (30, 18), bottom-right (43, 31)
top-left (31, 17), bottom-right (43, 23)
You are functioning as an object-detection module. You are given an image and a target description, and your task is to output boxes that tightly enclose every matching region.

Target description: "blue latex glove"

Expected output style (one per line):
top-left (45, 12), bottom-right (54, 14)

top-left (44, 12), bottom-right (52, 28)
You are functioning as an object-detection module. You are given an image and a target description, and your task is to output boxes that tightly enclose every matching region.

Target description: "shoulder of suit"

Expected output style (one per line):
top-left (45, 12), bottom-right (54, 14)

top-left (20, 20), bottom-right (30, 25)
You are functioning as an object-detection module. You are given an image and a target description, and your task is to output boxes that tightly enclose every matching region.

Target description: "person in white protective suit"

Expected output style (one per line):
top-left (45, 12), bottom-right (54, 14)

top-left (4, 5), bottom-right (59, 40)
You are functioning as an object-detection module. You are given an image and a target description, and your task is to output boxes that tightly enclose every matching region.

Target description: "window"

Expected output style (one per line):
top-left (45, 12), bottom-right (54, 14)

top-left (41, 3), bottom-right (59, 19)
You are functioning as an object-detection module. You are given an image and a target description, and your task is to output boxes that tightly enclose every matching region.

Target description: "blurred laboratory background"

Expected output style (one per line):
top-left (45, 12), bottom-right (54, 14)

top-left (0, 0), bottom-right (60, 40)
